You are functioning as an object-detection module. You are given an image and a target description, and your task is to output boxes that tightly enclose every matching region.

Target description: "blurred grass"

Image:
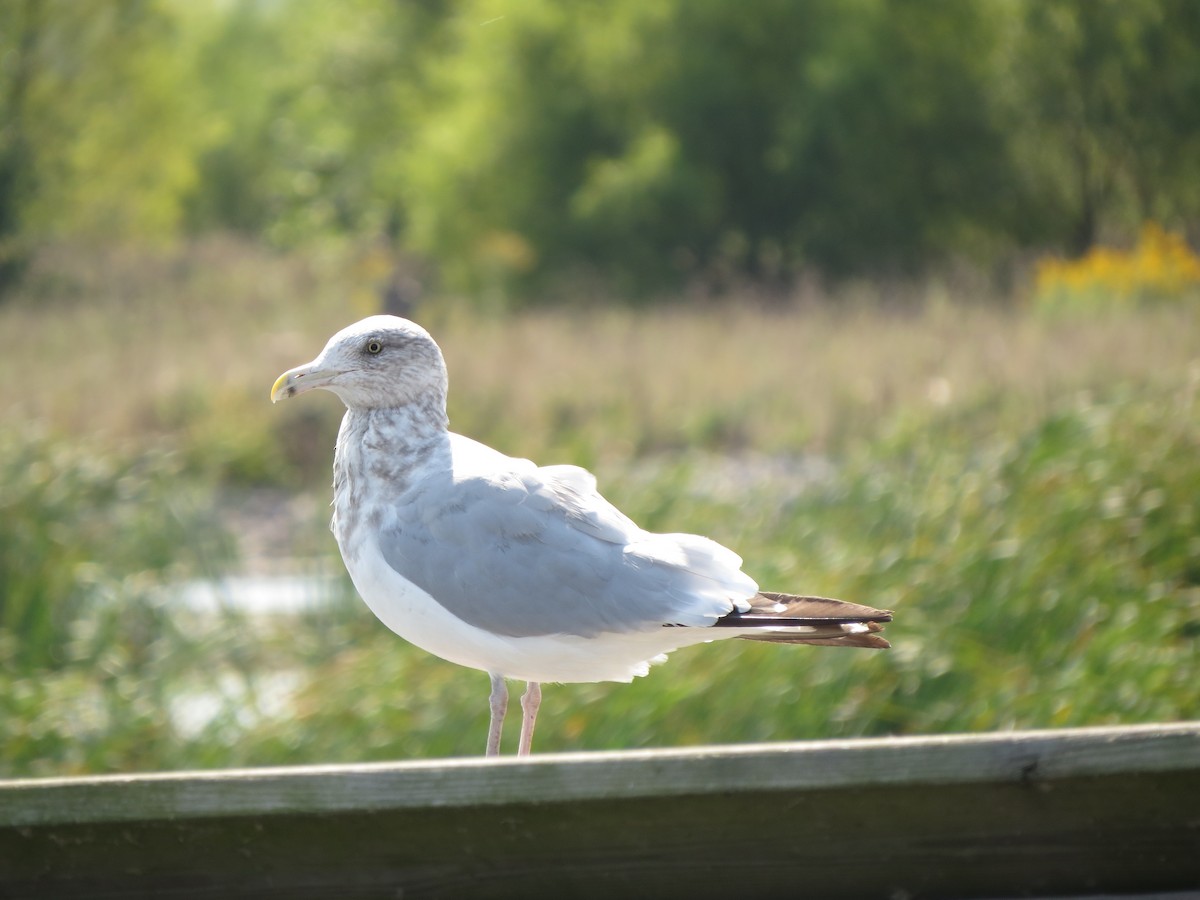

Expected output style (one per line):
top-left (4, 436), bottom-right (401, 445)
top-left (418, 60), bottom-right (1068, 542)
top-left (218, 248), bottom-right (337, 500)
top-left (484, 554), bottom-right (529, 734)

top-left (1, 241), bottom-right (1198, 774)
top-left (4, 241), bottom-right (1198, 479)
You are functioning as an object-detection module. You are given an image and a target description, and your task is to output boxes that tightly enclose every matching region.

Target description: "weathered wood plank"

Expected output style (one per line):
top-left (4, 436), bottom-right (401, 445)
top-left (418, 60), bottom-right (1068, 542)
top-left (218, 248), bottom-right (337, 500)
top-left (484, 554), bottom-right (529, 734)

top-left (1, 722), bottom-right (1198, 899)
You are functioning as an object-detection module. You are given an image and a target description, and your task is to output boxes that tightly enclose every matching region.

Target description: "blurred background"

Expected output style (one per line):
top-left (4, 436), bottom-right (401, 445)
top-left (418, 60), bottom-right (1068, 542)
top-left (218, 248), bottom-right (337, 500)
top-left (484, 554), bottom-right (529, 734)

top-left (1, 0), bottom-right (1198, 776)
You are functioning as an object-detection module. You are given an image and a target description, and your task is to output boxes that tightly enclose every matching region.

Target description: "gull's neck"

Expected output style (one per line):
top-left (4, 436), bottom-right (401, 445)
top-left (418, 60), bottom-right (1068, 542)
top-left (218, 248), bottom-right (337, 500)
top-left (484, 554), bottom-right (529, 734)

top-left (332, 398), bottom-right (450, 551)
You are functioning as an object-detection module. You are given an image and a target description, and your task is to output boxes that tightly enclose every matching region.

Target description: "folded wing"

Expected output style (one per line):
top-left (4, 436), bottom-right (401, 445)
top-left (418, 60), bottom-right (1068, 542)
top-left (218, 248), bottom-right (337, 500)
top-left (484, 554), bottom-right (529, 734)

top-left (378, 449), bottom-right (757, 639)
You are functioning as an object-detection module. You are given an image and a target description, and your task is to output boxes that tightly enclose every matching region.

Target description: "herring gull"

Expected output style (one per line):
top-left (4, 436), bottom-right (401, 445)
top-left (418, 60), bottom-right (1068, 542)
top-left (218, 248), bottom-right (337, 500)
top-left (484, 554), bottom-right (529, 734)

top-left (271, 316), bottom-right (891, 756)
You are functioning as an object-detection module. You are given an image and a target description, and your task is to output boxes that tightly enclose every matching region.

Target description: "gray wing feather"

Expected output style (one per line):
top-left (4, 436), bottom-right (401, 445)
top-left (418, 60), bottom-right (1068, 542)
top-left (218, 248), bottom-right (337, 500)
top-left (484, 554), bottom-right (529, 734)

top-left (378, 463), bottom-right (755, 638)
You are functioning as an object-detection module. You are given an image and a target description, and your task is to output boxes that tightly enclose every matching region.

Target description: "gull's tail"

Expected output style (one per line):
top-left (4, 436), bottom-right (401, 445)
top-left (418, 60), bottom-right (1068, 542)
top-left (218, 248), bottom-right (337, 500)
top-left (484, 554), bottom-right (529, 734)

top-left (714, 592), bottom-right (892, 649)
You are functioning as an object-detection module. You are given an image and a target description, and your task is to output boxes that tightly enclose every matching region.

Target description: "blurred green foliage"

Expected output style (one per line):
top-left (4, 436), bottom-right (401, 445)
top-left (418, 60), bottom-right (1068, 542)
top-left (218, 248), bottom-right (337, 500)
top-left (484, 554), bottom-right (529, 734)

top-left (0, 2), bottom-right (214, 269)
top-left (2, 0), bottom-right (1199, 299)
top-left (2, 369), bottom-right (1197, 773)
top-left (0, 432), bottom-right (234, 671)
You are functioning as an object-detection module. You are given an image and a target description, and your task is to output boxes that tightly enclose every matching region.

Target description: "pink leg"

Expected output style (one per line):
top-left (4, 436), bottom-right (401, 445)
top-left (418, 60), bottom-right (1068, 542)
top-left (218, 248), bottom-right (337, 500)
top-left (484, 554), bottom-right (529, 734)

top-left (486, 673), bottom-right (507, 757)
top-left (517, 681), bottom-right (541, 757)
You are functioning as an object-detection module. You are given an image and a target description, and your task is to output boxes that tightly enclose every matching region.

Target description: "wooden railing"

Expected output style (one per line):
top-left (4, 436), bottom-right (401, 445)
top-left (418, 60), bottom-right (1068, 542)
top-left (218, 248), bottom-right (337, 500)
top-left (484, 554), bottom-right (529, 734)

top-left (2, 722), bottom-right (1198, 898)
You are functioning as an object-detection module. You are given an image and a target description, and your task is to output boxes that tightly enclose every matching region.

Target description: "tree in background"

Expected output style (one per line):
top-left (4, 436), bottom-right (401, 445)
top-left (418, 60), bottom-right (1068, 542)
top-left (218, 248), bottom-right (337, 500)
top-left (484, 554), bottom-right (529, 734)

top-left (1015, 0), bottom-right (1200, 255)
top-left (0, 0), bottom-right (214, 264)
top-left (401, 0), bottom-right (1024, 295)
top-left (184, 0), bottom-right (448, 246)
top-left (2, 0), bottom-right (1198, 303)
top-left (397, 0), bottom-right (1200, 299)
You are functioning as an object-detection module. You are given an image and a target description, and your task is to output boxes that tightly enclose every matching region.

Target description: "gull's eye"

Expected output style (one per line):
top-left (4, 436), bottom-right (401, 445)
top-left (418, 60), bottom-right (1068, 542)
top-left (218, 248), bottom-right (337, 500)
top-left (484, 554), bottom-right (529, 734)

top-left (365, 340), bottom-right (383, 355)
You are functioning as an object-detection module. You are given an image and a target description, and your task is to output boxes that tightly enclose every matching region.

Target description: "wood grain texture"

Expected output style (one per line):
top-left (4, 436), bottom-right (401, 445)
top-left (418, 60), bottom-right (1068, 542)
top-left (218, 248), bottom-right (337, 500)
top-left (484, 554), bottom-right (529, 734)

top-left (2, 723), bottom-right (1198, 899)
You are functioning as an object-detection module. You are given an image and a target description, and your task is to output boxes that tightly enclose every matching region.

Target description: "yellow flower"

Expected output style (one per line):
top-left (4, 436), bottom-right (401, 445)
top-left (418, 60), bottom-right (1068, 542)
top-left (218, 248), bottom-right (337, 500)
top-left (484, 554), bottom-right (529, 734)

top-left (1033, 223), bottom-right (1200, 313)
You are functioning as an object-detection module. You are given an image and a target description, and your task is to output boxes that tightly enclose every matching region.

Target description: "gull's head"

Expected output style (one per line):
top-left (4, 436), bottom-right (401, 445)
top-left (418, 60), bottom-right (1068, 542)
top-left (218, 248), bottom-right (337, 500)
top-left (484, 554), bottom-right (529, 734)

top-left (271, 316), bottom-right (448, 411)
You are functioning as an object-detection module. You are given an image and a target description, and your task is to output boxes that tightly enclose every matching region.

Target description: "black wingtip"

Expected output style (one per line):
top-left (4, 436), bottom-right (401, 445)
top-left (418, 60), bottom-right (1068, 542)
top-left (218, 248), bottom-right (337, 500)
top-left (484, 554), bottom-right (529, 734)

top-left (710, 592), bottom-right (894, 649)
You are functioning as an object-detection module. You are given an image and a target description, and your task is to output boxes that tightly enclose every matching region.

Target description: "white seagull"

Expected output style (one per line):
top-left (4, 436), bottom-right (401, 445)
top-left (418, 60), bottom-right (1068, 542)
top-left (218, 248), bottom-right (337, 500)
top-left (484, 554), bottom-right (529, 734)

top-left (271, 316), bottom-right (891, 756)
